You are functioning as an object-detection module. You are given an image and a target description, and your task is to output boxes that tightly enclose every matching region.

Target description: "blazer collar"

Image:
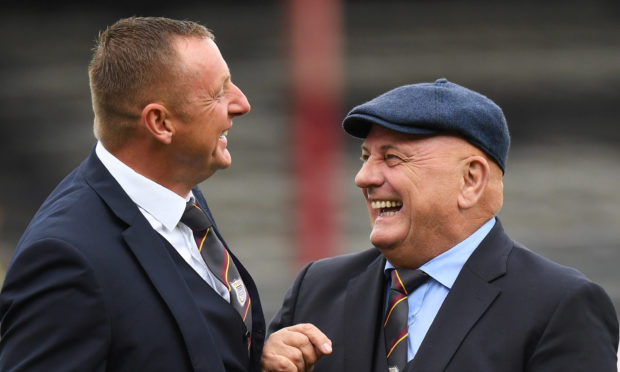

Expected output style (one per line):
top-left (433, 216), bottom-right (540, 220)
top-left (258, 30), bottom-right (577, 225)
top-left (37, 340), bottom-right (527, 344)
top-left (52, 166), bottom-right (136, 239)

top-left (82, 148), bottom-right (225, 372)
top-left (82, 147), bottom-right (140, 225)
top-left (407, 220), bottom-right (513, 371)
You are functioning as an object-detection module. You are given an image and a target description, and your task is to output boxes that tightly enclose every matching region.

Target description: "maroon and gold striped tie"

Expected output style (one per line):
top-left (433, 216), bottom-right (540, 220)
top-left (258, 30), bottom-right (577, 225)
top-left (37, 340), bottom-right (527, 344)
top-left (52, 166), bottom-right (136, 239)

top-left (384, 269), bottom-right (429, 372)
top-left (180, 201), bottom-right (252, 347)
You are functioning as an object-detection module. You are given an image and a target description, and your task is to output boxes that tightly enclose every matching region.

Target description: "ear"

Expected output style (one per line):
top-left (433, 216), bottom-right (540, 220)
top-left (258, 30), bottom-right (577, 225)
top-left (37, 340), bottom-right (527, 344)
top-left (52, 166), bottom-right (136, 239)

top-left (141, 103), bottom-right (174, 144)
top-left (457, 155), bottom-right (489, 210)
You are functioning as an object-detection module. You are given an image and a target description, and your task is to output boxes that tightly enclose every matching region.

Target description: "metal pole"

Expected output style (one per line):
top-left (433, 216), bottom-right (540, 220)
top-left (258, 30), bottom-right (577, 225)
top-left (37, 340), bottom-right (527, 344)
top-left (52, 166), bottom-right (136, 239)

top-left (288, 0), bottom-right (344, 267)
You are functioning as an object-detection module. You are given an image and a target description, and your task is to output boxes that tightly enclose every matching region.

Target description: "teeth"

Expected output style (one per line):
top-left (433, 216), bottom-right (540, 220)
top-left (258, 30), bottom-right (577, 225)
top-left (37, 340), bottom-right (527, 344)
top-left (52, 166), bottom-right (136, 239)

top-left (222, 130), bottom-right (229, 137)
top-left (381, 211), bottom-right (397, 217)
top-left (370, 200), bottom-right (403, 209)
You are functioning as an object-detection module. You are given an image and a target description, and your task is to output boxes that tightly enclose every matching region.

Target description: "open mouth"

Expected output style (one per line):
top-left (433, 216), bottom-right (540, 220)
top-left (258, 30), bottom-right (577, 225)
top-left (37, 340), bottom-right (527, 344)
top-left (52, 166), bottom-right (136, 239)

top-left (371, 200), bottom-right (403, 216)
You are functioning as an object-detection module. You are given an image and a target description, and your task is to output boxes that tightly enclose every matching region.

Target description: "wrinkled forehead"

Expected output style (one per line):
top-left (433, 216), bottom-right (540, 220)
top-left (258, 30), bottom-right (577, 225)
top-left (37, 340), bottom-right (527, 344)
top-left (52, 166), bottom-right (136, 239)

top-left (361, 125), bottom-right (483, 156)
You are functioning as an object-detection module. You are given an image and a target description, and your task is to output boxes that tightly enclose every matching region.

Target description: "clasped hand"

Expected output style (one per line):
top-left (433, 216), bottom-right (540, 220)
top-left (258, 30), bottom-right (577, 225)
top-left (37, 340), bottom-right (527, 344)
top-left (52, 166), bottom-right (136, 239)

top-left (261, 323), bottom-right (332, 372)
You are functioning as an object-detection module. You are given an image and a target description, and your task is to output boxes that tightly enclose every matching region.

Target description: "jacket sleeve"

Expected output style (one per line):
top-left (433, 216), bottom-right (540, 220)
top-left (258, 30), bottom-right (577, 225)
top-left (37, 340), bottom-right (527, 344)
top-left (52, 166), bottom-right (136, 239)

top-left (526, 279), bottom-right (619, 371)
top-left (0, 238), bottom-right (109, 371)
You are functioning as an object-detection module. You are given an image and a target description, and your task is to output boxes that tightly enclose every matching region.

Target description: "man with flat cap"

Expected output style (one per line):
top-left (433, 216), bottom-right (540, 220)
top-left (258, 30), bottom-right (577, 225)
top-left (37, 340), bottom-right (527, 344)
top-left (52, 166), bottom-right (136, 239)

top-left (261, 78), bottom-right (618, 371)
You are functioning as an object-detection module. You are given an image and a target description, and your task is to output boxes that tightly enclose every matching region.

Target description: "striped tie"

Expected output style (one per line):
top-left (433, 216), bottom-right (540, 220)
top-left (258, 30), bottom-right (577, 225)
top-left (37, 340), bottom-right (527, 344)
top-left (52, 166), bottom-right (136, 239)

top-left (180, 201), bottom-right (252, 346)
top-left (384, 269), bottom-right (429, 372)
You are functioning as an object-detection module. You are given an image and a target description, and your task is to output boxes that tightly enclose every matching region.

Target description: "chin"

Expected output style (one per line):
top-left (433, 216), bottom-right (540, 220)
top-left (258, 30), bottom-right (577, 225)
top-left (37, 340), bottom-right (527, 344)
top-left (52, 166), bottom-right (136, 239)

top-left (213, 157), bottom-right (232, 170)
top-left (369, 232), bottom-right (394, 250)
top-left (215, 151), bottom-right (232, 169)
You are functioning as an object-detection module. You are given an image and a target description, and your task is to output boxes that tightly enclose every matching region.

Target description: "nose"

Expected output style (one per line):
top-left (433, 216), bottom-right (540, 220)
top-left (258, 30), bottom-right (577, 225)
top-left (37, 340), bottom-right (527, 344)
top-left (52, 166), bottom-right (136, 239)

top-left (229, 82), bottom-right (251, 116)
top-left (355, 157), bottom-right (383, 190)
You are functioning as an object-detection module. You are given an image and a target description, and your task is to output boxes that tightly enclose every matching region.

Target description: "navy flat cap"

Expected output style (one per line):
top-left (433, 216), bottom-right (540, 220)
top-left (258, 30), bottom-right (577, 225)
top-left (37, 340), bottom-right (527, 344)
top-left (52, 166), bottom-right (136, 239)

top-left (342, 78), bottom-right (510, 172)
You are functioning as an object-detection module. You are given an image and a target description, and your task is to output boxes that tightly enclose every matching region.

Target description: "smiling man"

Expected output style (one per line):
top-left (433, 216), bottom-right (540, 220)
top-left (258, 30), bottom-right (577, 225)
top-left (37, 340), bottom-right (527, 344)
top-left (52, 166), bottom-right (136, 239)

top-left (262, 79), bottom-right (618, 372)
top-left (0, 17), bottom-right (265, 371)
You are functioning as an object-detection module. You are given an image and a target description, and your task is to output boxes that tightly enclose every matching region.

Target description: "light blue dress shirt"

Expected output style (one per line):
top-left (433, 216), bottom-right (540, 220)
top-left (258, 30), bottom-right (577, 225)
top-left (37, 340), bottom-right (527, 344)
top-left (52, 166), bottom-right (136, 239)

top-left (384, 217), bottom-right (496, 361)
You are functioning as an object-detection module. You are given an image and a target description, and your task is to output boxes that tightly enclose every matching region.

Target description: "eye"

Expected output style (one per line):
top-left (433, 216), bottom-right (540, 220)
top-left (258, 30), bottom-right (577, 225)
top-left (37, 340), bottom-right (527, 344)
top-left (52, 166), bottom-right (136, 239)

top-left (360, 153), bottom-right (369, 162)
top-left (385, 153), bottom-right (403, 166)
top-left (212, 83), bottom-right (226, 99)
top-left (217, 86), bottom-right (225, 98)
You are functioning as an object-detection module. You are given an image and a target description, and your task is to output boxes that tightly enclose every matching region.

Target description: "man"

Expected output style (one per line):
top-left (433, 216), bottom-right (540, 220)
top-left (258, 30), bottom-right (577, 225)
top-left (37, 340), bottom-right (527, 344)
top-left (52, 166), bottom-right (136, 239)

top-left (0, 17), bottom-right (265, 371)
top-left (262, 78), bottom-right (618, 371)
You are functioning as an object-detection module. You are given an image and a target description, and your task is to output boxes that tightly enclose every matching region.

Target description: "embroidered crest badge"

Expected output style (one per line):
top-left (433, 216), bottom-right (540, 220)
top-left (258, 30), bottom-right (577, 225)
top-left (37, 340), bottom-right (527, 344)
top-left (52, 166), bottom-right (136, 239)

top-left (231, 278), bottom-right (247, 305)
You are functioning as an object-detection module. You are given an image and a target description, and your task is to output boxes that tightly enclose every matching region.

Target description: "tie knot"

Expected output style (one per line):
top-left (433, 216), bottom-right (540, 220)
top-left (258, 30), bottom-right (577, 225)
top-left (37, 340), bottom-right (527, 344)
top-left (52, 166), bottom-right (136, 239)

top-left (390, 269), bottom-right (429, 295)
top-left (180, 201), bottom-right (211, 233)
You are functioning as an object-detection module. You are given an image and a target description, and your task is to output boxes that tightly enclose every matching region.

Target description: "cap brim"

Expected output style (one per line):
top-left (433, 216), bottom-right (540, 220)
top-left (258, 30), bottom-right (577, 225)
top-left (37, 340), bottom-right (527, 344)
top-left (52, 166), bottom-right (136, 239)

top-left (343, 113), bottom-right (438, 138)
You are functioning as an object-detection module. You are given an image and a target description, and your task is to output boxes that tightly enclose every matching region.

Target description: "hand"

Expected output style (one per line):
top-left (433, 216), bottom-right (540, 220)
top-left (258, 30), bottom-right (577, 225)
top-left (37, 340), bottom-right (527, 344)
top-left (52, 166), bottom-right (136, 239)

top-left (261, 323), bottom-right (332, 372)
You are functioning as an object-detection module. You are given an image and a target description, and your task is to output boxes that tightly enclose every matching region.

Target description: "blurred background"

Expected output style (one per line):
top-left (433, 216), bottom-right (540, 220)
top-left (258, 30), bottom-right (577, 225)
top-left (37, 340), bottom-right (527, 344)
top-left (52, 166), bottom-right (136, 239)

top-left (1, 0), bottom-right (619, 323)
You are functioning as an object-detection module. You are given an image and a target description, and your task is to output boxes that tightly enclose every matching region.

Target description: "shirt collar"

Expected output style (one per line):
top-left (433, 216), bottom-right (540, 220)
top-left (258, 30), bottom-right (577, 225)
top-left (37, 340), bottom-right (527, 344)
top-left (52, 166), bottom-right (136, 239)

top-left (385, 218), bottom-right (496, 289)
top-left (95, 141), bottom-right (192, 231)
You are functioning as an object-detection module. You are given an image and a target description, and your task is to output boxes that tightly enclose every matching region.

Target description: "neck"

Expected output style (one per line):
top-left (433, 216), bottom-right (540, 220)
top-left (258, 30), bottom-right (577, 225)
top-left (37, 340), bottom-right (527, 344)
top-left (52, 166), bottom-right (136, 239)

top-left (106, 141), bottom-right (194, 198)
top-left (383, 215), bottom-right (492, 269)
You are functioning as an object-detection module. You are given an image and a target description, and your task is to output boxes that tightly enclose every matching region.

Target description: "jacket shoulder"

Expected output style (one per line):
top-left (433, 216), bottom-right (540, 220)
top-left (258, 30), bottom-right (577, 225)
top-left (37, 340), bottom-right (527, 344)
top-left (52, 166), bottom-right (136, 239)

top-left (290, 248), bottom-right (384, 299)
top-left (305, 248), bottom-right (383, 278)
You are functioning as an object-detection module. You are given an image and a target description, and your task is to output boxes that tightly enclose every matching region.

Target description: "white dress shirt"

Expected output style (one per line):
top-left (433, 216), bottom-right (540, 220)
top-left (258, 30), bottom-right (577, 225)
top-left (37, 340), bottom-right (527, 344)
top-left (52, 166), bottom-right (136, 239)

top-left (95, 142), bottom-right (230, 302)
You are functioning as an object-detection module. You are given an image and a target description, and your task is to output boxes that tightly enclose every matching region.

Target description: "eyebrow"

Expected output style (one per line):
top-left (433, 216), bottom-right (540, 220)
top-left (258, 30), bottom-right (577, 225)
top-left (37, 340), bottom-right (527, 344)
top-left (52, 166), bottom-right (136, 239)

top-left (360, 143), bottom-right (397, 152)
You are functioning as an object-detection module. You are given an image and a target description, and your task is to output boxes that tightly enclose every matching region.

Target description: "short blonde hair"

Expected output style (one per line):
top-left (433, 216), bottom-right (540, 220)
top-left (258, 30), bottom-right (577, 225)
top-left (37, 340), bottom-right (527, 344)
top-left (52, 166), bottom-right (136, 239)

top-left (88, 17), bottom-right (214, 147)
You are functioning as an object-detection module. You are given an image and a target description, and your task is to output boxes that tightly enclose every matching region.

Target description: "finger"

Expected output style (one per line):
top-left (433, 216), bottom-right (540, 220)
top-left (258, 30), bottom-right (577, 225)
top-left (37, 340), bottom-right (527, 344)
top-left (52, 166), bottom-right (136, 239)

top-left (287, 323), bottom-right (333, 355)
top-left (263, 332), bottom-right (308, 372)
top-left (278, 330), bottom-right (316, 370)
top-left (294, 335), bottom-right (321, 368)
top-left (261, 346), bottom-right (301, 372)
top-left (263, 325), bottom-right (332, 371)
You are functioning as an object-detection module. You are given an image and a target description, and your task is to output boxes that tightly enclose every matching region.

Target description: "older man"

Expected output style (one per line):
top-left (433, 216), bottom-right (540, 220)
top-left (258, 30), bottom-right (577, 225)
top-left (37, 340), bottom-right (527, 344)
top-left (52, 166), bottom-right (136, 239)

top-left (0, 17), bottom-right (265, 371)
top-left (263, 78), bottom-right (618, 371)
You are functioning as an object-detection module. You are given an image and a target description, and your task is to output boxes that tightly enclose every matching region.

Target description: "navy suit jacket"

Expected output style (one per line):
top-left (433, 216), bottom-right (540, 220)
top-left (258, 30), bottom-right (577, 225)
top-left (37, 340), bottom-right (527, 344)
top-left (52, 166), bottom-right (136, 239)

top-left (0, 148), bottom-right (265, 371)
top-left (269, 220), bottom-right (618, 371)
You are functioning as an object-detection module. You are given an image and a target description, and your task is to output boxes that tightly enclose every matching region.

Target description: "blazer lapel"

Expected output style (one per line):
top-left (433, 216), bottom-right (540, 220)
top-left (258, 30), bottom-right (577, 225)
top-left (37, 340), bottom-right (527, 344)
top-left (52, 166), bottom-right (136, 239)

top-left (407, 267), bottom-right (500, 371)
top-left (343, 254), bottom-right (388, 372)
top-left (407, 221), bottom-right (512, 371)
top-left (83, 150), bottom-right (223, 372)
